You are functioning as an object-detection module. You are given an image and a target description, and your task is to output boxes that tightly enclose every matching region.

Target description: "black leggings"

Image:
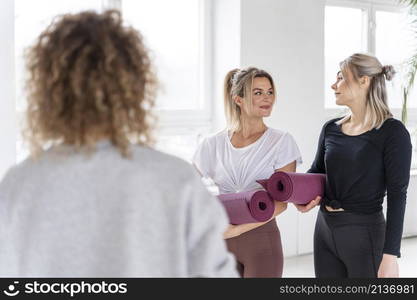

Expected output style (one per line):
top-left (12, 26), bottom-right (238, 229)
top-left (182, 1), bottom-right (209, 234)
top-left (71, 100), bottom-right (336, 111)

top-left (314, 207), bottom-right (386, 278)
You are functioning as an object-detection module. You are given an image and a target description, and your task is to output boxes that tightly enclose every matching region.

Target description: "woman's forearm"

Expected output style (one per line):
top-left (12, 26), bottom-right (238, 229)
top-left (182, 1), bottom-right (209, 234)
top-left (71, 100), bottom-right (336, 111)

top-left (223, 161), bottom-right (295, 240)
top-left (223, 221), bottom-right (268, 239)
top-left (223, 202), bottom-right (288, 239)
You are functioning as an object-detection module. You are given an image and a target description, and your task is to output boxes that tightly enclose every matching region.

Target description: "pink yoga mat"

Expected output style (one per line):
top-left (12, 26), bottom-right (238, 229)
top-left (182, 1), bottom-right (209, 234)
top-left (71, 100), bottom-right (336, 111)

top-left (257, 172), bottom-right (326, 205)
top-left (217, 190), bottom-right (275, 225)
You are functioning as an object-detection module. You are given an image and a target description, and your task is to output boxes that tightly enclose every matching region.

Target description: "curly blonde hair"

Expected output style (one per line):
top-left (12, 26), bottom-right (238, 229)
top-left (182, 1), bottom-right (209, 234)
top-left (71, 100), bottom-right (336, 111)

top-left (24, 10), bottom-right (157, 157)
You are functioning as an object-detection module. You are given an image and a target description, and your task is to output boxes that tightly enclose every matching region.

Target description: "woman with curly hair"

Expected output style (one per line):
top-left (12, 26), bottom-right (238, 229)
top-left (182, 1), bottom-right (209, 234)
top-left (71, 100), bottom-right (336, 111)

top-left (0, 10), bottom-right (237, 277)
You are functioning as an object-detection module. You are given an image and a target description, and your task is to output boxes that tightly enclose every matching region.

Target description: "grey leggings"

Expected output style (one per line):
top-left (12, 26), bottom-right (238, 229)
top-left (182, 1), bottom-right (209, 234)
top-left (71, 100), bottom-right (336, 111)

top-left (314, 207), bottom-right (386, 278)
top-left (226, 219), bottom-right (283, 278)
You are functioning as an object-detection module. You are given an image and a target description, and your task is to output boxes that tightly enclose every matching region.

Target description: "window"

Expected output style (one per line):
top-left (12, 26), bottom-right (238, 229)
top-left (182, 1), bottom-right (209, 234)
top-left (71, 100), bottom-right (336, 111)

top-left (122, 0), bottom-right (203, 111)
top-left (14, 0), bottom-right (212, 163)
top-left (120, 0), bottom-right (212, 162)
top-left (325, 0), bottom-right (415, 109)
top-left (325, 5), bottom-right (366, 108)
top-left (375, 10), bottom-right (416, 108)
top-left (325, 0), bottom-right (417, 168)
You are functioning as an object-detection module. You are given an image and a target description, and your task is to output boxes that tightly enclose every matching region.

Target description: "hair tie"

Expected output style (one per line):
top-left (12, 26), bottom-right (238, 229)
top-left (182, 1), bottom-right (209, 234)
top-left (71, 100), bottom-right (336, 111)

top-left (381, 65), bottom-right (395, 81)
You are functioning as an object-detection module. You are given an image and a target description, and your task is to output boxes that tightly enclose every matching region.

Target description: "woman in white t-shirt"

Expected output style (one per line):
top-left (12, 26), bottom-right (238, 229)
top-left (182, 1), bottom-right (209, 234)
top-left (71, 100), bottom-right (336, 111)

top-left (193, 67), bottom-right (303, 277)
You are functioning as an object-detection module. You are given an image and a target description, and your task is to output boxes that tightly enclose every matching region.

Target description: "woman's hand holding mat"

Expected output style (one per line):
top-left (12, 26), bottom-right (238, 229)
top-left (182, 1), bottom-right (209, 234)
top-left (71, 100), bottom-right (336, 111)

top-left (257, 171), bottom-right (325, 211)
top-left (223, 201), bottom-right (287, 239)
top-left (293, 196), bottom-right (321, 213)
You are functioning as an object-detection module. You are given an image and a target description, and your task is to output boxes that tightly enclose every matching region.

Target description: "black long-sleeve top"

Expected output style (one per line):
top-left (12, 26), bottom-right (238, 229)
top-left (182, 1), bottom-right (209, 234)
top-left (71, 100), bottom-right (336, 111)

top-left (308, 117), bottom-right (412, 257)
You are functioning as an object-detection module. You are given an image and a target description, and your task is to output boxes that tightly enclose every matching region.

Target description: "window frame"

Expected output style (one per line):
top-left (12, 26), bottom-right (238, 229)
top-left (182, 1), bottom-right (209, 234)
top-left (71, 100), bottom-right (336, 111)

top-left (109, 0), bottom-right (213, 130)
top-left (14, 0), bottom-right (214, 162)
top-left (15, 0), bottom-right (213, 127)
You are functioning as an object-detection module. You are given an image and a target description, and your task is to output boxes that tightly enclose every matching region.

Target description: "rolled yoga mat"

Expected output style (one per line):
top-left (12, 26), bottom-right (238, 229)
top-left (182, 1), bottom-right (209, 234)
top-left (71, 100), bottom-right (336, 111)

top-left (217, 190), bottom-right (275, 225)
top-left (257, 172), bottom-right (326, 205)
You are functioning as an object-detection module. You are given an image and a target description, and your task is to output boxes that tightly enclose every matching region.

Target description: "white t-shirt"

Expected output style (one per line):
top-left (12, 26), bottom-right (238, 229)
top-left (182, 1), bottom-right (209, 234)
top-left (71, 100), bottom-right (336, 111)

top-left (193, 127), bottom-right (302, 194)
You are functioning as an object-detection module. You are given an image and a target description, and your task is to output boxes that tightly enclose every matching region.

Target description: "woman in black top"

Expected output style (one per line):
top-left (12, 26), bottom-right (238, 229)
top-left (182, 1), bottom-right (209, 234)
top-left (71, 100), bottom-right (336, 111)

top-left (303, 53), bottom-right (411, 278)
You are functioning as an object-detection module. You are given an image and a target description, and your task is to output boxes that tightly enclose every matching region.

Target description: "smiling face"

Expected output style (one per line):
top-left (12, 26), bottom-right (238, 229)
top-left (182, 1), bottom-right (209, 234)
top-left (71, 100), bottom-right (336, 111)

top-left (235, 76), bottom-right (275, 118)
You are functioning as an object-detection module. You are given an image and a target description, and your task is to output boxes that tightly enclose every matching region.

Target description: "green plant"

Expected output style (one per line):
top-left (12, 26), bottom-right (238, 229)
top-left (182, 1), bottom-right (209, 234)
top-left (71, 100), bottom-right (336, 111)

top-left (400, 0), bottom-right (417, 124)
top-left (402, 86), bottom-right (408, 124)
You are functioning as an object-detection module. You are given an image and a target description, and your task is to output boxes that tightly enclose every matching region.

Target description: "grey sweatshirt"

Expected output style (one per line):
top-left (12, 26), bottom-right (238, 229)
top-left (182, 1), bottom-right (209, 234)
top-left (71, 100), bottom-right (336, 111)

top-left (0, 141), bottom-right (238, 277)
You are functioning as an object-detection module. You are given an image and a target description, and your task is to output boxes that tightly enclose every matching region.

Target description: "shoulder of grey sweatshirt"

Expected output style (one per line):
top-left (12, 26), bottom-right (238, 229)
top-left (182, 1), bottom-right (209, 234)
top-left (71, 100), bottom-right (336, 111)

top-left (0, 141), bottom-right (238, 277)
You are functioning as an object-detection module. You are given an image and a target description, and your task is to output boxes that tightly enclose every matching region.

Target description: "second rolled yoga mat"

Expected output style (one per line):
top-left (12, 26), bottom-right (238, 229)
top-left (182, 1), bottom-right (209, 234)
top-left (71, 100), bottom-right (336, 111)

top-left (217, 190), bottom-right (275, 224)
top-left (257, 172), bottom-right (326, 205)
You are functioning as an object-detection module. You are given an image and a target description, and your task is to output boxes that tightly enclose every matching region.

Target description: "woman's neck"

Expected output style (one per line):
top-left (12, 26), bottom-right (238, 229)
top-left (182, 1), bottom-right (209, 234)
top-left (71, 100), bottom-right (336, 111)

top-left (348, 100), bottom-right (368, 128)
top-left (237, 117), bottom-right (266, 139)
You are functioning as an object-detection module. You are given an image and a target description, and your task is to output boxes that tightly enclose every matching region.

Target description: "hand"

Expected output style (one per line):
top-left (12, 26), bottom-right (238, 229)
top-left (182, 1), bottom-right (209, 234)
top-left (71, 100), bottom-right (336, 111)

top-left (293, 196), bottom-right (321, 213)
top-left (378, 254), bottom-right (399, 278)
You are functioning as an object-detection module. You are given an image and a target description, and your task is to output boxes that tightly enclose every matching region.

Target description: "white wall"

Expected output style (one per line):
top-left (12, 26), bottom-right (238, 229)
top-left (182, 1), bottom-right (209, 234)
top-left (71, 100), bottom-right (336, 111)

top-left (403, 174), bottom-right (417, 238)
top-left (213, 0), bottom-right (326, 257)
top-left (240, 0), bottom-right (326, 256)
top-left (0, 0), bottom-right (16, 180)
top-left (212, 0), bottom-right (241, 133)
